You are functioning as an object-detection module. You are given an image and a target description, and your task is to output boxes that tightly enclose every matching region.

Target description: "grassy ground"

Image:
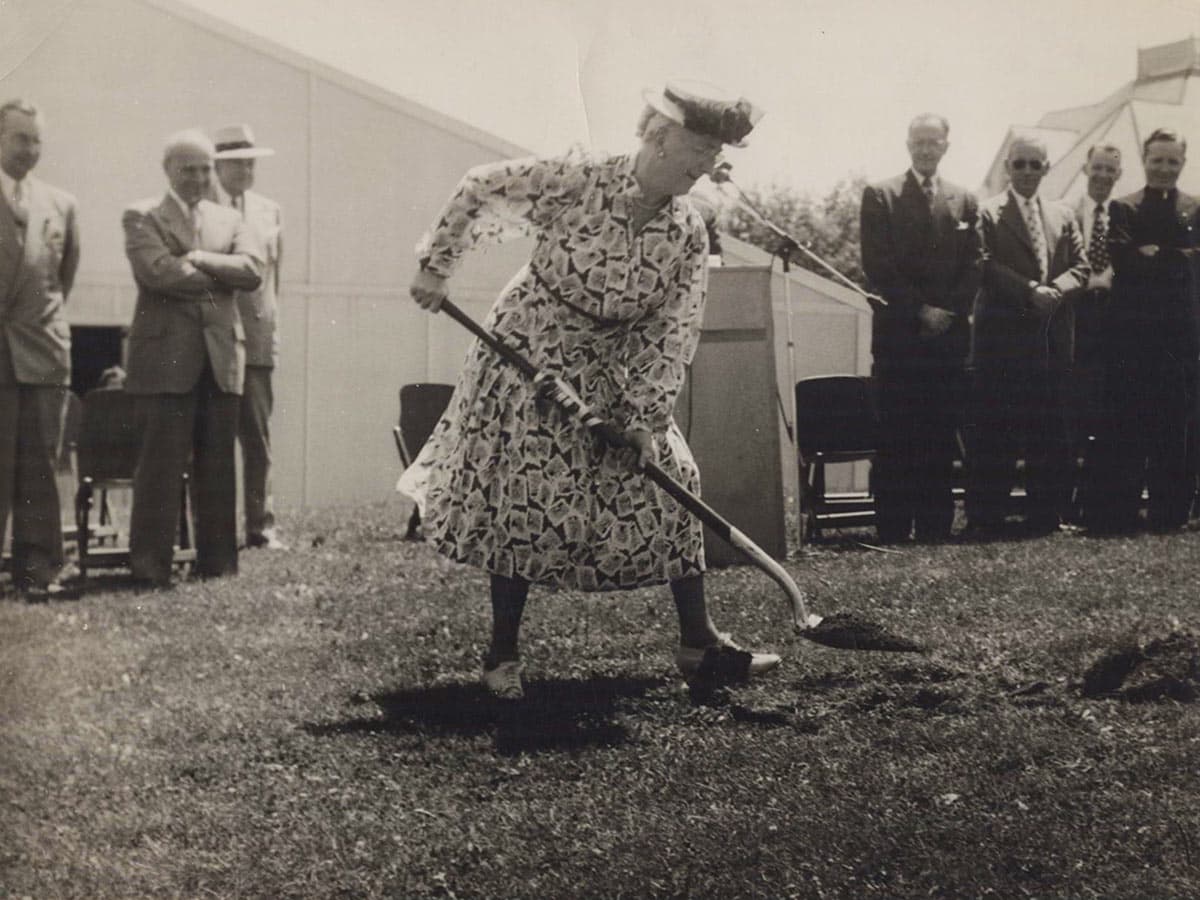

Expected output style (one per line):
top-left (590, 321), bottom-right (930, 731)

top-left (2, 497), bottom-right (1199, 898)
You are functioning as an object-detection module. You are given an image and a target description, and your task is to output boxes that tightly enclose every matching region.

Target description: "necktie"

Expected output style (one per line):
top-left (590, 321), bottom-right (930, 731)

top-left (189, 203), bottom-right (202, 246)
top-left (1023, 197), bottom-right (1048, 282)
top-left (1088, 202), bottom-right (1108, 272)
top-left (922, 175), bottom-right (935, 208)
top-left (11, 179), bottom-right (27, 230)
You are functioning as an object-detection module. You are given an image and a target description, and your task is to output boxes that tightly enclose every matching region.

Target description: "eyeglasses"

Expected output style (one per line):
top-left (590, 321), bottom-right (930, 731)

top-left (1010, 159), bottom-right (1046, 172)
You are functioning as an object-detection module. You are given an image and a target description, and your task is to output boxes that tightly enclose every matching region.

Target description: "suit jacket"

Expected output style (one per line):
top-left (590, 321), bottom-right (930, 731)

top-left (973, 190), bottom-right (1089, 371)
top-left (123, 195), bottom-right (263, 395)
top-left (860, 171), bottom-right (980, 367)
top-left (1106, 187), bottom-right (1200, 361)
top-left (0, 175), bottom-right (80, 386)
top-left (219, 188), bottom-right (282, 367)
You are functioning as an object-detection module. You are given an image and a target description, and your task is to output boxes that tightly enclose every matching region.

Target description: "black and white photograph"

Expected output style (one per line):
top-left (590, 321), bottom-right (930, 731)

top-left (3, 0), bottom-right (1200, 896)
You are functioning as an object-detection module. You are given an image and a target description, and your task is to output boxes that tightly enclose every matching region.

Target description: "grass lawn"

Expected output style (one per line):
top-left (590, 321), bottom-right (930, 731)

top-left (2, 496), bottom-right (1199, 898)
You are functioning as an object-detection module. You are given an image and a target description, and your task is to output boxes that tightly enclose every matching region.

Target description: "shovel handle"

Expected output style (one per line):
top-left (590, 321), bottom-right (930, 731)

top-left (437, 299), bottom-right (815, 630)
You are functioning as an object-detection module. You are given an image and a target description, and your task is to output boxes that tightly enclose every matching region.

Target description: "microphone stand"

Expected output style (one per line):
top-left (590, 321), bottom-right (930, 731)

top-left (712, 168), bottom-right (887, 549)
top-left (714, 172), bottom-right (887, 311)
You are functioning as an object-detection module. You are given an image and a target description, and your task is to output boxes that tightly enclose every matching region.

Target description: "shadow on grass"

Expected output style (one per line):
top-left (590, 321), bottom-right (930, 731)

top-left (308, 675), bottom-right (664, 756)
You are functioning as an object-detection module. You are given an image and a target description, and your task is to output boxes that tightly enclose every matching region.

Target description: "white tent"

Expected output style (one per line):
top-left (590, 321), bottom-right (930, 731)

top-left (981, 37), bottom-right (1200, 202)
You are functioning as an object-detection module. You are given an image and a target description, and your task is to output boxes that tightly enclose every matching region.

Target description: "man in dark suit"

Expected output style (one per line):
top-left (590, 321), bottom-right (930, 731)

top-left (123, 130), bottom-right (262, 586)
top-left (860, 113), bottom-right (980, 542)
top-left (1088, 128), bottom-right (1200, 533)
top-left (212, 124), bottom-right (287, 551)
top-left (0, 98), bottom-right (80, 599)
top-left (1068, 144), bottom-right (1122, 522)
top-left (968, 135), bottom-right (1089, 535)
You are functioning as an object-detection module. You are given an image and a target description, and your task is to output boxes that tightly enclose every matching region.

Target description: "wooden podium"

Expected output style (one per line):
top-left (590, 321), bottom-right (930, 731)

top-left (674, 266), bottom-right (787, 565)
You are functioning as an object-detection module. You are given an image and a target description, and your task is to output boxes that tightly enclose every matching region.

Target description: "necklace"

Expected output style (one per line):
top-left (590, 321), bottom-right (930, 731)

top-left (631, 194), bottom-right (668, 212)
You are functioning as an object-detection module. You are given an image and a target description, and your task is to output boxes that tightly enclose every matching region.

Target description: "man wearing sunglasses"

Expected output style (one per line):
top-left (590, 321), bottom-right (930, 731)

top-left (967, 136), bottom-right (1089, 536)
top-left (1087, 128), bottom-right (1200, 533)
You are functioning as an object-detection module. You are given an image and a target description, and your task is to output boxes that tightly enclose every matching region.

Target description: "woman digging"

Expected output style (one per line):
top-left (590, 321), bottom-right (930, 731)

top-left (400, 80), bottom-right (779, 699)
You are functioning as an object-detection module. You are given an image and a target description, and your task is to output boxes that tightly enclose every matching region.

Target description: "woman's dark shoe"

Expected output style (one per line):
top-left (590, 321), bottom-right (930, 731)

top-left (675, 633), bottom-right (780, 683)
top-left (481, 660), bottom-right (525, 700)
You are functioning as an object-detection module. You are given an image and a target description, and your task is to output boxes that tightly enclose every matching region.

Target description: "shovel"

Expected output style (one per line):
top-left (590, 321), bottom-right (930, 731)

top-left (436, 299), bottom-right (922, 652)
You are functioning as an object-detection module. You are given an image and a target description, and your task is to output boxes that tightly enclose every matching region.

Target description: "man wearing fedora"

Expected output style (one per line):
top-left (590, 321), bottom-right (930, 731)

top-left (212, 124), bottom-right (286, 551)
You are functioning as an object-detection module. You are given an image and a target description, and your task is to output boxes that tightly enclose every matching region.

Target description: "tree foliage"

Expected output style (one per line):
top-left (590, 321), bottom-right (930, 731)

top-left (722, 176), bottom-right (869, 288)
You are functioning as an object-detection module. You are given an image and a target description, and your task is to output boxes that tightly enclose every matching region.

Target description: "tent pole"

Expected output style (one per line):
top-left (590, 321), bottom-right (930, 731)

top-left (781, 252), bottom-right (798, 446)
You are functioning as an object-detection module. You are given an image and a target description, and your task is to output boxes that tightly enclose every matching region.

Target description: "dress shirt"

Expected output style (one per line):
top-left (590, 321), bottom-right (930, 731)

top-left (0, 168), bottom-right (28, 225)
top-left (910, 169), bottom-right (938, 201)
top-left (168, 188), bottom-right (202, 244)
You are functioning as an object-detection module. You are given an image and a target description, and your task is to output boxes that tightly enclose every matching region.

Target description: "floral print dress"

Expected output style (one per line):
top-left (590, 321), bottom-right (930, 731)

top-left (398, 149), bottom-right (710, 590)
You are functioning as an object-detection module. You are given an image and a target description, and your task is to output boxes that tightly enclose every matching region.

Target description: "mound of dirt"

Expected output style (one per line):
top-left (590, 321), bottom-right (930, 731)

top-left (1081, 631), bottom-right (1199, 701)
top-left (802, 612), bottom-right (925, 653)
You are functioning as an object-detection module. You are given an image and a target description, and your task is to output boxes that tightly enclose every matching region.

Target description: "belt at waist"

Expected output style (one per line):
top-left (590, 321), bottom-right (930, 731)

top-left (531, 269), bottom-right (625, 329)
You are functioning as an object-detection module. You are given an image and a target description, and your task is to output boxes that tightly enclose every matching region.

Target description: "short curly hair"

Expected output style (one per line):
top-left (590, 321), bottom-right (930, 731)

top-left (635, 106), bottom-right (681, 142)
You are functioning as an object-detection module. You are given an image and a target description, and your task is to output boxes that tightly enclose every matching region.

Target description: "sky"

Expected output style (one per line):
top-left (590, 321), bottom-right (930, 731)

top-left (148, 0), bottom-right (1200, 195)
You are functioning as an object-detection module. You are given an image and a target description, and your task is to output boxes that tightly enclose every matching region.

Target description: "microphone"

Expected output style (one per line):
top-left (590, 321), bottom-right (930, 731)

top-left (709, 164), bottom-right (887, 309)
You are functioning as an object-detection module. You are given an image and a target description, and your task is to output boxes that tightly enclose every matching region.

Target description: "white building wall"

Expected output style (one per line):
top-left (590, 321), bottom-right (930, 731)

top-left (2, 0), bottom-right (865, 515)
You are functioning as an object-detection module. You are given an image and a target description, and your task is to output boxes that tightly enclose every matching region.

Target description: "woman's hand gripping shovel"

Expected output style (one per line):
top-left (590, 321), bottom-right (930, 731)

top-left (434, 299), bottom-right (923, 653)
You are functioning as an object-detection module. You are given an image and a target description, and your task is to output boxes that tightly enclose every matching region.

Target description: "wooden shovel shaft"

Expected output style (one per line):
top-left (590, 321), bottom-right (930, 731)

top-left (438, 298), bottom-right (813, 631)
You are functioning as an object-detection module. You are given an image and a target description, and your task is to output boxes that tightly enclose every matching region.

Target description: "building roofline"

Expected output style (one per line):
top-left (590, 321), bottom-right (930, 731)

top-left (138, 0), bottom-right (531, 160)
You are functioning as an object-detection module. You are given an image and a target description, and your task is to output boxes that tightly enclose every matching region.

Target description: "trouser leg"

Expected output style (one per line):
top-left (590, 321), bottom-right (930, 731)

top-left (10, 385), bottom-right (67, 586)
top-left (191, 367), bottom-right (240, 578)
top-left (0, 387), bottom-right (17, 575)
top-left (965, 367), bottom-right (1018, 526)
top-left (911, 366), bottom-right (960, 540)
top-left (130, 392), bottom-right (196, 584)
top-left (1088, 359), bottom-right (1149, 531)
top-left (239, 365), bottom-right (275, 541)
top-left (1023, 371), bottom-right (1071, 527)
top-left (1145, 363), bottom-right (1196, 530)
top-left (872, 369), bottom-right (917, 541)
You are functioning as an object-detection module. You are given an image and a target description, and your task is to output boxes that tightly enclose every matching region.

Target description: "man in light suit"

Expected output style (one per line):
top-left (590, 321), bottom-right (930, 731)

top-left (123, 130), bottom-right (262, 586)
top-left (1089, 128), bottom-right (1200, 533)
top-left (212, 124), bottom-right (286, 551)
top-left (967, 135), bottom-right (1089, 535)
top-left (1068, 144), bottom-right (1122, 521)
top-left (0, 99), bottom-right (79, 599)
top-left (860, 113), bottom-right (980, 542)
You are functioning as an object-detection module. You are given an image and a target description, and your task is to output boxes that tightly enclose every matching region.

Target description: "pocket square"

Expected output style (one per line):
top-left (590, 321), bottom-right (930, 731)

top-left (955, 221), bottom-right (971, 231)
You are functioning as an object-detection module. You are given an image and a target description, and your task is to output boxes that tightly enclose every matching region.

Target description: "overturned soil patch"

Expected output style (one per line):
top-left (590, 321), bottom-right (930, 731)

top-left (802, 612), bottom-right (926, 653)
top-left (1081, 631), bottom-right (1200, 701)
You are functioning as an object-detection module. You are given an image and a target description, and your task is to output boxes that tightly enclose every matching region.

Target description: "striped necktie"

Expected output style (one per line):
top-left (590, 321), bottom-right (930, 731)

top-left (1088, 202), bottom-right (1108, 272)
top-left (922, 175), bottom-right (935, 209)
top-left (1022, 196), bottom-right (1049, 282)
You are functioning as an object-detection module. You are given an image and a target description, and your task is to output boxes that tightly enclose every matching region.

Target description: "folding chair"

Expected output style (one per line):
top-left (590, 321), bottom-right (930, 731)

top-left (73, 388), bottom-right (193, 579)
top-left (393, 383), bottom-right (455, 540)
top-left (57, 391), bottom-right (83, 546)
top-left (794, 374), bottom-right (880, 542)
